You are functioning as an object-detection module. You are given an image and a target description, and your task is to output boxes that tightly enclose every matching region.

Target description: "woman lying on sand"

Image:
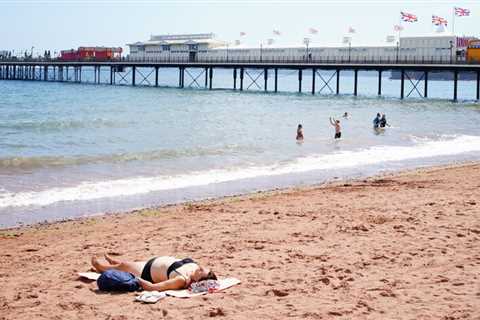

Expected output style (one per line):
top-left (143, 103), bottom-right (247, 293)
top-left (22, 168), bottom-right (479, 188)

top-left (91, 254), bottom-right (217, 291)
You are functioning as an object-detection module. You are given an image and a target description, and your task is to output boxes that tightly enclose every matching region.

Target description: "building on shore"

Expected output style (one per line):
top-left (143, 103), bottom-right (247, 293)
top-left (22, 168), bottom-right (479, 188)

top-left (127, 33), bottom-right (476, 63)
top-left (127, 33), bottom-right (226, 61)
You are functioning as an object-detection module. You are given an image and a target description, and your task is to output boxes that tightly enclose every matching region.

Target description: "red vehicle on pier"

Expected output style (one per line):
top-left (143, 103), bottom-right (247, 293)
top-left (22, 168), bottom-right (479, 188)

top-left (60, 47), bottom-right (122, 61)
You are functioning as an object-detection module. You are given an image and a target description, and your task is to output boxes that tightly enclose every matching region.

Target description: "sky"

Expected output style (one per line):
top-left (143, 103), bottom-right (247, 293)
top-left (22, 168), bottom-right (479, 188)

top-left (0, 0), bottom-right (478, 56)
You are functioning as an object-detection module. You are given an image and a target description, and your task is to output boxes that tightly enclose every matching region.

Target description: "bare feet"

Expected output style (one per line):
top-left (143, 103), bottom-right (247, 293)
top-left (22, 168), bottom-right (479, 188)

top-left (91, 256), bottom-right (120, 273)
top-left (91, 256), bottom-right (105, 273)
top-left (105, 254), bottom-right (121, 265)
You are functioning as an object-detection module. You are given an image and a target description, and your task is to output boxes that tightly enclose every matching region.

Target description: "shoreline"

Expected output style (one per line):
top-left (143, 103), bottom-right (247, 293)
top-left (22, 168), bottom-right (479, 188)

top-left (1, 160), bottom-right (477, 232)
top-left (1, 162), bottom-right (479, 319)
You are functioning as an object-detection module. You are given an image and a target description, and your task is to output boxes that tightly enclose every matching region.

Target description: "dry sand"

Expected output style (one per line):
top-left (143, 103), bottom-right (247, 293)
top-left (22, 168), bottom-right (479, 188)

top-left (1, 163), bottom-right (479, 320)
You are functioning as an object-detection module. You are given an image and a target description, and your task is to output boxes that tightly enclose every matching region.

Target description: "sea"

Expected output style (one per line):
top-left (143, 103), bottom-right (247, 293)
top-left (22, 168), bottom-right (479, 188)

top-left (1, 67), bottom-right (480, 228)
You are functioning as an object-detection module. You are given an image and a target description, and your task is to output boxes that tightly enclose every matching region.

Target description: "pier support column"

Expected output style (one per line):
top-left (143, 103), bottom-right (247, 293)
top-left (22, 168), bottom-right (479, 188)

top-left (110, 67), bottom-right (113, 85)
top-left (204, 67), bottom-right (208, 88)
top-left (476, 71), bottom-right (480, 101)
top-left (298, 69), bottom-right (302, 93)
top-left (94, 66), bottom-right (97, 83)
top-left (132, 66), bottom-right (136, 86)
top-left (264, 68), bottom-right (268, 92)
top-left (274, 68), bottom-right (278, 93)
top-left (240, 68), bottom-right (244, 91)
top-left (79, 66), bottom-right (82, 83)
top-left (400, 69), bottom-right (405, 99)
top-left (312, 68), bottom-right (316, 95)
top-left (209, 67), bottom-right (213, 90)
top-left (453, 70), bottom-right (458, 102)
top-left (233, 68), bottom-right (237, 90)
top-left (155, 66), bottom-right (159, 87)
top-left (377, 70), bottom-right (382, 96)
top-left (424, 71), bottom-right (428, 98)
top-left (353, 69), bottom-right (358, 96)
top-left (336, 69), bottom-right (340, 95)
top-left (13, 65), bottom-right (16, 79)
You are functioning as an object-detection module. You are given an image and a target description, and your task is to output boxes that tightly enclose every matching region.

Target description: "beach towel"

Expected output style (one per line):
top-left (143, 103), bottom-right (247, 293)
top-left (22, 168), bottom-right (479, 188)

top-left (165, 277), bottom-right (241, 298)
top-left (78, 272), bottom-right (101, 281)
top-left (78, 272), bottom-right (240, 299)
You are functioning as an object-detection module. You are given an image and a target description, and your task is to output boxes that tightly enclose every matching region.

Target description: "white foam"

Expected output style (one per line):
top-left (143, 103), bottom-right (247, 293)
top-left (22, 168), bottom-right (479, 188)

top-left (1, 135), bottom-right (480, 209)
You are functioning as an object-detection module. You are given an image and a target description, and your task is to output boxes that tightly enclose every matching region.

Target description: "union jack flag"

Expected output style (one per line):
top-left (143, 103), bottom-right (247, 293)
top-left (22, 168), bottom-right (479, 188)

top-left (432, 15), bottom-right (448, 26)
top-left (394, 24), bottom-right (404, 32)
top-left (273, 30), bottom-right (281, 36)
top-left (309, 28), bottom-right (318, 35)
top-left (239, 32), bottom-right (246, 37)
top-left (401, 11), bottom-right (418, 22)
top-left (455, 7), bottom-right (470, 16)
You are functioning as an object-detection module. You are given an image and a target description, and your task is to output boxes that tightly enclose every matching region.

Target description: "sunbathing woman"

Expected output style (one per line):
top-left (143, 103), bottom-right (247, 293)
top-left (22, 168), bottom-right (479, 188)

top-left (91, 254), bottom-right (217, 291)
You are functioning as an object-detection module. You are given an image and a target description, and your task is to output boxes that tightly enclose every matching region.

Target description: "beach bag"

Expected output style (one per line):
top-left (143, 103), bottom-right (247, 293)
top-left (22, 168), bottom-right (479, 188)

top-left (97, 270), bottom-right (140, 292)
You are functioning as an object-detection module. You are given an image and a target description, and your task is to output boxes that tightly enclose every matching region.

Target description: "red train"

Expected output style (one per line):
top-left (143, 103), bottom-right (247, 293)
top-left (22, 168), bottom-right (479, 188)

top-left (60, 47), bottom-right (122, 61)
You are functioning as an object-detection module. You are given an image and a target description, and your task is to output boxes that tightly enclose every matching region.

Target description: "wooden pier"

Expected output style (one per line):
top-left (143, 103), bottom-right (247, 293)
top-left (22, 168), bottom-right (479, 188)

top-left (1, 60), bottom-right (479, 101)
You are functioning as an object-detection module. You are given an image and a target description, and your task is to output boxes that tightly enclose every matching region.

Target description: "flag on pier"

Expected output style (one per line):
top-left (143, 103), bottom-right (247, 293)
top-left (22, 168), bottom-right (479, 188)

top-left (239, 32), bottom-right (246, 36)
top-left (401, 11), bottom-right (418, 22)
top-left (348, 26), bottom-right (356, 33)
top-left (309, 27), bottom-right (318, 34)
top-left (454, 7), bottom-right (470, 16)
top-left (273, 30), bottom-right (281, 36)
top-left (394, 24), bottom-right (404, 32)
top-left (432, 15), bottom-right (448, 26)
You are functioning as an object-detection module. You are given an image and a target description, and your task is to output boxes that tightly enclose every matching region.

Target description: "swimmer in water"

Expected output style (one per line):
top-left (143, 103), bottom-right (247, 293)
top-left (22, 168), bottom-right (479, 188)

top-left (296, 124), bottom-right (304, 141)
top-left (329, 117), bottom-right (341, 139)
top-left (379, 114), bottom-right (389, 128)
top-left (343, 112), bottom-right (349, 119)
top-left (373, 113), bottom-right (381, 129)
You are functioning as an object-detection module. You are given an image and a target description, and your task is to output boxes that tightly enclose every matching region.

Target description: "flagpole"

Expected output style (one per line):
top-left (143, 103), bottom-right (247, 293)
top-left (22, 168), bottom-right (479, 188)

top-left (452, 7), bottom-right (455, 35)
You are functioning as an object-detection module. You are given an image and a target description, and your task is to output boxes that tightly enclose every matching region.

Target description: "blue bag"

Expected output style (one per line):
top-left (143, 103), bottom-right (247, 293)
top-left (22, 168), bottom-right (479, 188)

top-left (97, 269), bottom-right (140, 292)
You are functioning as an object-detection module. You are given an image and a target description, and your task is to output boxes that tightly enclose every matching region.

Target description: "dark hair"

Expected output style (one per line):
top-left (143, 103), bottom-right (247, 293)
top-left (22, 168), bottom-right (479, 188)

top-left (298, 124), bottom-right (302, 128)
top-left (199, 270), bottom-right (217, 281)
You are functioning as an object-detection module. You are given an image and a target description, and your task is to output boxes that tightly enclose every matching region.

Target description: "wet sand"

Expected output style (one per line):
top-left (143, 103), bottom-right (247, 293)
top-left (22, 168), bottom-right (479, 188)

top-left (1, 163), bottom-right (479, 320)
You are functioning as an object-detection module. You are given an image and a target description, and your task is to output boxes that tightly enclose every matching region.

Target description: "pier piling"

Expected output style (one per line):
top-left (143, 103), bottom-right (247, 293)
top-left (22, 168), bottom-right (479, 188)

top-left (264, 68), bottom-right (268, 91)
top-left (424, 71), bottom-right (428, 98)
top-left (400, 70), bottom-right (405, 99)
top-left (298, 69), bottom-right (302, 93)
top-left (233, 68), bottom-right (237, 90)
top-left (377, 70), bottom-right (382, 96)
top-left (453, 70), bottom-right (458, 101)
top-left (354, 69), bottom-right (358, 96)
top-left (312, 68), bottom-right (316, 95)
top-left (274, 68), bottom-right (278, 93)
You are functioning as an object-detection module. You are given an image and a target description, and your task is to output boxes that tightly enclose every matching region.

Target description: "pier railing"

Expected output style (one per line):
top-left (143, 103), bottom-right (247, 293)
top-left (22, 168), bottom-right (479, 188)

top-left (0, 56), bottom-right (478, 65)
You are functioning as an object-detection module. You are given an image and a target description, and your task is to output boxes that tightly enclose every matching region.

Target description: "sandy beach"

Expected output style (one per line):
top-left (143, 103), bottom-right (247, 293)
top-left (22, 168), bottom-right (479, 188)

top-left (0, 163), bottom-right (479, 320)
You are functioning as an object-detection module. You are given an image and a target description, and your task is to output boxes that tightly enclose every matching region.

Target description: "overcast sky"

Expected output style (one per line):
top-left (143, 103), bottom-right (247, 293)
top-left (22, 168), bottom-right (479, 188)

top-left (0, 0), bottom-right (478, 55)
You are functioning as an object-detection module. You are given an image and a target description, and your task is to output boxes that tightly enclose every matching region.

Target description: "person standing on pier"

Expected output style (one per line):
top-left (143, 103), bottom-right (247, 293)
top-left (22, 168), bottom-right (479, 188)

top-left (329, 117), bottom-right (341, 139)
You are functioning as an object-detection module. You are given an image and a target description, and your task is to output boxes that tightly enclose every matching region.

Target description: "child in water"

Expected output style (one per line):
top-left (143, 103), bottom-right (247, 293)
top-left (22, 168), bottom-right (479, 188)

top-left (296, 124), bottom-right (304, 141)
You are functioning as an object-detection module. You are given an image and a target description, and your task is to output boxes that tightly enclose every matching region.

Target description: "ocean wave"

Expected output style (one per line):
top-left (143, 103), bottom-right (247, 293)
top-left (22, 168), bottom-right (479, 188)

top-left (0, 118), bottom-right (129, 132)
top-left (1, 135), bottom-right (480, 209)
top-left (0, 145), bottom-right (258, 170)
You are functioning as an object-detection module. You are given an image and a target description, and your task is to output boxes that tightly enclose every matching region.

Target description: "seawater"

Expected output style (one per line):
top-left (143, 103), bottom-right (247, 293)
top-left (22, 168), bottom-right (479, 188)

top-left (1, 68), bottom-right (480, 228)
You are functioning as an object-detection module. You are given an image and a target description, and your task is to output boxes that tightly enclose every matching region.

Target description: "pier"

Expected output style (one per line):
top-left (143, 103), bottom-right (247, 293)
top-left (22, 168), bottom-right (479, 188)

top-left (1, 60), bottom-right (479, 101)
